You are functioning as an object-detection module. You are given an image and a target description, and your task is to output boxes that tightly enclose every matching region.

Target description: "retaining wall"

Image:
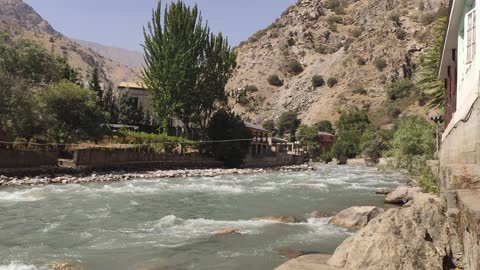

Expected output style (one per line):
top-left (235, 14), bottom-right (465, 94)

top-left (242, 153), bottom-right (304, 168)
top-left (72, 148), bottom-right (223, 169)
top-left (438, 99), bottom-right (480, 269)
top-left (0, 149), bottom-right (58, 169)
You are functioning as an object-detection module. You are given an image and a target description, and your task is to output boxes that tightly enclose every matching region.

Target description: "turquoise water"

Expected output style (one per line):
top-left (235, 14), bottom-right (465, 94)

top-left (0, 165), bottom-right (406, 270)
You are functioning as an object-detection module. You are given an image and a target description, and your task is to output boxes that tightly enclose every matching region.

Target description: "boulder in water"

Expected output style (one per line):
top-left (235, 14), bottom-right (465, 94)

top-left (216, 228), bottom-right (241, 235)
top-left (326, 193), bottom-right (459, 270)
top-left (385, 185), bottom-right (422, 204)
top-left (328, 206), bottom-right (384, 228)
top-left (50, 263), bottom-right (88, 270)
top-left (254, 216), bottom-right (301, 223)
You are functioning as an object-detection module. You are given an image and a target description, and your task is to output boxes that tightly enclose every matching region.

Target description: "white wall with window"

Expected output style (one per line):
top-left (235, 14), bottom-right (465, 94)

top-left (454, 0), bottom-right (479, 131)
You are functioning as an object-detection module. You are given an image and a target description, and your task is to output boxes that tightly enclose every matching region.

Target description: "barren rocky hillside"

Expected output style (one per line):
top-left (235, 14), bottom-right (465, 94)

top-left (74, 39), bottom-right (145, 68)
top-left (227, 0), bottom-right (445, 126)
top-left (0, 0), bottom-right (140, 85)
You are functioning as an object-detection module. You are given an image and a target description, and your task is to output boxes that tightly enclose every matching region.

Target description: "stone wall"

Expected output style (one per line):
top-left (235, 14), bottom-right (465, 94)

top-left (0, 149), bottom-right (59, 169)
top-left (242, 153), bottom-right (304, 168)
top-left (438, 98), bottom-right (480, 270)
top-left (73, 148), bottom-right (223, 169)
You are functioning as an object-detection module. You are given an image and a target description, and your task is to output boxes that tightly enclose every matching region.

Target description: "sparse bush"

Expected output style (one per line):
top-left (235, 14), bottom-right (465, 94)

top-left (357, 57), bottom-right (367, 65)
top-left (245, 85), bottom-right (258, 93)
top-left (268, 74), bottom-right (283, 86)
top-left (352, 86), bottom-right (367, 95)
top-left (328, 23), bottom-right (338, 32)
top-left (287, 38), bottom-right (296, 46)
top-left (350, 28), bottom-right (363, 38)
top-left (325, 0), bottom-right (341, 9)
top-left (388, 13), bottom-right (400, 24)
top-left (333, 6), bottom-right (346, 15)
top-left (237, 94), bottom-right (249, 106)
top-left (327, 16), bottom-right (343, 24)
top-left (287, 59), bottom-right (304, 75)
top-left (316, 44), bottom-right (329, 54)
top-left (421, 12), bottom-right (436, 26)
top-left (373, 58), bottom-right (388, 71)
top-left (388, 107), bottom-right (402, 119)
top-left (312, 75), bottom-right (325, 87)
top-left (418, 95), bottom-right (429, 106)
top-left (387, 80), bottom-right (413, 100)
top-left (327, 77), bottom-right (338, 88)
top-left (396, 29), bottom-right (407, 40)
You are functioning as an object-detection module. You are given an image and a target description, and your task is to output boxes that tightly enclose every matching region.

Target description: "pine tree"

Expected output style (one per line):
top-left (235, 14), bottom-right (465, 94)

top-left (103, 83), bottom-right (118, 123)
top-left (89, 66), bottom-right (103, 101)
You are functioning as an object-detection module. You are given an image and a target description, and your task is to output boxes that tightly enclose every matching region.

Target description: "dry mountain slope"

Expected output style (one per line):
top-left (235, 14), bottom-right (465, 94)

top-left (74, 39), bottom-right (144, 68)
top-left (0, 0), bottom-right (139, 85)
top-left (227, 0), bottom-right (444, 126)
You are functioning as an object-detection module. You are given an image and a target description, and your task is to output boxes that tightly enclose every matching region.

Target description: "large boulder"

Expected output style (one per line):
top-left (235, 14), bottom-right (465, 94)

top-left (326, 193), bottom-right (460, 270)
top-left (275, 254), bottom-right (338, 270)
top-left (254, 216), bottom-right (301, 223)
top-left (385, 185), bottom-right (422, 204)
top-left (328, 206), bottom-right (384, 228)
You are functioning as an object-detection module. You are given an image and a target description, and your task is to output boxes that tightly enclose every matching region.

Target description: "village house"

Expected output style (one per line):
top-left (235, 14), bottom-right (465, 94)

top-left (116, 82), bottom-right (152, 115)
top-left (318, 131), bottom-right (336, 152)
top-left (438, 0), bottom-right (480, 169)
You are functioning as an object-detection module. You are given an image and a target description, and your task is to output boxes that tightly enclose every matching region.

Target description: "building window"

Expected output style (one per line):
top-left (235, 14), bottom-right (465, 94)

top-left (466, 9), bottom-right (476, 64)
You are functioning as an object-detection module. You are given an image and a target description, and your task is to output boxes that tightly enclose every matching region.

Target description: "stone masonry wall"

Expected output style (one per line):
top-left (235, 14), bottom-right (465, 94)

top-left (0, 149), bottom-right (59, 169)
top-left (438, 98), bottom-right (480, 270)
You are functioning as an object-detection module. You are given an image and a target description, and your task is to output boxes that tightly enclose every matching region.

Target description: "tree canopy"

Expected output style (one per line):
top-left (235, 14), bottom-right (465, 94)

top-left (143, 1), bottom-right (236, 138)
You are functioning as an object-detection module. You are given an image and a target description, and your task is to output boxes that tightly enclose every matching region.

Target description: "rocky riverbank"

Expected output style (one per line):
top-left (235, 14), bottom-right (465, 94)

top-left (275, 185), bottom-right (463, 270)
top-left (0, 164), bottom-right (313, 187)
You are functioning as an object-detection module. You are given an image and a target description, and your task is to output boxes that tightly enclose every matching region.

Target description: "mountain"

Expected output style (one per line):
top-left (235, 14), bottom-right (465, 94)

top-left (0, 0), bottom-right (140, 85)
top-left (227, 0), bottom-right (445, 126)
top-left (74, 39), bottom-right (145, 68)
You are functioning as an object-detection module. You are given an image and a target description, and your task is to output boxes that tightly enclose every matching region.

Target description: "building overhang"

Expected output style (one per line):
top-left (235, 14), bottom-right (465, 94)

top-left (439, 0), bottom-right (464, 80)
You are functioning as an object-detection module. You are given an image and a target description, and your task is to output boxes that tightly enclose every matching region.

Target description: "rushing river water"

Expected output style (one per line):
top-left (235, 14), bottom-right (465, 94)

top-left (0, 165), bottom-right (406, 270)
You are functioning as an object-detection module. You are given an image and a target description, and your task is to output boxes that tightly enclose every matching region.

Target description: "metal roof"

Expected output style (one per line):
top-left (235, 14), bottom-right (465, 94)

top-left (118, 81), bottom-right (146, 89)
top-left (244, 122), bottom-right (268, 132)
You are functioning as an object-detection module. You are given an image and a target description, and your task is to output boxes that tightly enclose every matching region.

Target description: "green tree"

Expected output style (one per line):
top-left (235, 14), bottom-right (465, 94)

top-left (36, 80), bottom-right (105, 143)
top-left (117, 91), bottom-right (146, 126)
top-left (314, 120), bottom-right (334, 134)
top-left (418, 15), bottom-right (448, 109)
top-left (389, 116), bottom-right (436, 173)
top-left (103, 83), bottom-right (118, 123)
top-left (207, 109), bottom-right (252, 168)
top-left (89, 66), bottom-right (103, 100)
top-left (143, 1), bottom-right (236, 138)
top-left (360, 128), bottom-right (393, 162)
top-left (297, 124), bottom-right (321, 159)
top-left (332, 110), bottom-right (371, 160)
top-left (277, 111), bottom-right (301, 139)
top-left (263, 119), bottom-right (277, 136)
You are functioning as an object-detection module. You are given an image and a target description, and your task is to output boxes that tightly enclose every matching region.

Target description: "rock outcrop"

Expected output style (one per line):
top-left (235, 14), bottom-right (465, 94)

top-left (327, 193), bottom-right (459, 270)
top-left (328, 206), bottom-right (384, 228)
top-left (227, 0), bottom-right (444, 125)
top-left (384, 184), bottom-right (422, 204)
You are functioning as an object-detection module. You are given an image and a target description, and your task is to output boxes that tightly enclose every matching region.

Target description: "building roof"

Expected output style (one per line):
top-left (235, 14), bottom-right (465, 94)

top-left (244, 122), bottom-right (268, 132)
top-left (318, 131), bottom-right (335, 136)
top-left (270, 137), bottom-right (288, 143)
top-left (438, 0), bottom-right (460, 80)
top-left (118, 81), bottom-right (146, 90)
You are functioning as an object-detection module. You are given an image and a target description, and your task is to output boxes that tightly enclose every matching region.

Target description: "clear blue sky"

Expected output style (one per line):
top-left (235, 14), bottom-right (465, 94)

top-left (24, 0), bottom-right (296, 52)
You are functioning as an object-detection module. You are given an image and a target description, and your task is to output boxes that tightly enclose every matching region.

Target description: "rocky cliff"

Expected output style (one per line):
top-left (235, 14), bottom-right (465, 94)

top-left (0, 0), bottom-right (139, 85)
top-left (227, 0), bottom-right (445, 126)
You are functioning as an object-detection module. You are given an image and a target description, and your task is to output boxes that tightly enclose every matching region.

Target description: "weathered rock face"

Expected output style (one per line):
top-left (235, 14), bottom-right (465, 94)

top-left (326, 193), bottom-right (459, 270)
top-left (384, 185), bottom-right (422, 204)
top-left (328, 206), bottom-right (384, 228)
top-left (227, 0), bottom-right (444, 126)
top-left (275, 254), bottom-right (337, 270)
top-left (254, 216), bottom-right (302, 223)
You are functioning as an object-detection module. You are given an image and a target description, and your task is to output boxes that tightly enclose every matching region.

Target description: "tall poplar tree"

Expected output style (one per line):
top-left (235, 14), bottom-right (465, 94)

top-left (89, 66), bottom-right (103, 101)
top-left (143, 1), bottom-right (236, 138)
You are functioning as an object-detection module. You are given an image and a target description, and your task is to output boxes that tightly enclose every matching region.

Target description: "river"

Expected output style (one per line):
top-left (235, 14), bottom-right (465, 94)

top-left (0, 165), bottom-right (406, 270)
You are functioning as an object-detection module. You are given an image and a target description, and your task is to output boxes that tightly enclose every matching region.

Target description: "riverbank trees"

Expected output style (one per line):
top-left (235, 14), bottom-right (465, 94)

top-left (143, 1), bottom-right (236, 139)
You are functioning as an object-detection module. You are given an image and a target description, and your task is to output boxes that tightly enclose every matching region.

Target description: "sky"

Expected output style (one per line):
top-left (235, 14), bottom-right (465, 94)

top-left (24, 0), bottom-right (297, 52)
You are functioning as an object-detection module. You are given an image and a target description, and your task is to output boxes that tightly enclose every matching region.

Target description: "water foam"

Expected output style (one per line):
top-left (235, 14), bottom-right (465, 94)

top-left (0, 190), bottom-right (46, 202)
top-left (0, 263), bottom-right (47, 270)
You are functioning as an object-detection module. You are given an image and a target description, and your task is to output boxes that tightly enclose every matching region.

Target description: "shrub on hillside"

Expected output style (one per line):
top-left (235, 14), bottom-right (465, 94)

top-left (388, 107), bottom-right (402, 119)
top-left (237, 94), bottom-right (249, 106)
top-left (267, 74), bottom-right (283, 86)
top-left (325, 0), bottom-right (341, 9)
top-left (312, 75), bottom-right (325, 87)
top-left (327, 77), bottom-right (338, 88)
top-left (357, 57), bottom-right (367, 65)
top-left (374, 58), bottom-right (388, 71)
top-left (387, 80), bottom-right (413, 100)
top-left (245, 85), bottom-right (258, 93)
top-left (352, 86), bottom-right (367, 95)
top-left (287, 59), bottom-right (304, 75)
top-left (350, 28), bottom-right (363, 38)
top-left (396, 29), bottom-right (407, 40)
